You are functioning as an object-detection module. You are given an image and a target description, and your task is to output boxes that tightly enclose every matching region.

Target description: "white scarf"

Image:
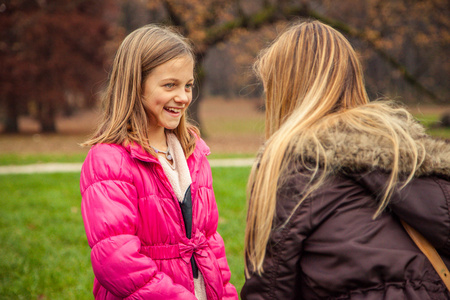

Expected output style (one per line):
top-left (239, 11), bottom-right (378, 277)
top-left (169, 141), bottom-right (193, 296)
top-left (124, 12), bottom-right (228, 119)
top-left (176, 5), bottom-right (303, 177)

top-left (157, 133), bottom-right (192, 203)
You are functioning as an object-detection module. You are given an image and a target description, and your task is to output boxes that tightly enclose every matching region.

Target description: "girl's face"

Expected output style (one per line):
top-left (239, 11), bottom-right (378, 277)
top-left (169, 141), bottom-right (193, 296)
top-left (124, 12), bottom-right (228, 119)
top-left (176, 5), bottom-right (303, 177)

top-left (142, 56), bottom-right (194, 132)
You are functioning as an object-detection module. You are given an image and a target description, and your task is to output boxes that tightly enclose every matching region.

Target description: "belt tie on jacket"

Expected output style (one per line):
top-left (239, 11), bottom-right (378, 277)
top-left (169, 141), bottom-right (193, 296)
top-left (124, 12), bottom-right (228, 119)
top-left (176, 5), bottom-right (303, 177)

top-left (179, 229), bottom-right (208, 264)
top-left (140, 229), bottom-right (208, 264)
top-left (140, 229), bottom-right (223, 299)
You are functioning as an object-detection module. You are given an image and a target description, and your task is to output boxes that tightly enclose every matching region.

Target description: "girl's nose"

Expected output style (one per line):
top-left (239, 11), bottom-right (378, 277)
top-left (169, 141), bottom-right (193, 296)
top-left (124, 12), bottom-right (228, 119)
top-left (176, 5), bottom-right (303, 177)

top-left (174, 89), bottom-right (190, 104)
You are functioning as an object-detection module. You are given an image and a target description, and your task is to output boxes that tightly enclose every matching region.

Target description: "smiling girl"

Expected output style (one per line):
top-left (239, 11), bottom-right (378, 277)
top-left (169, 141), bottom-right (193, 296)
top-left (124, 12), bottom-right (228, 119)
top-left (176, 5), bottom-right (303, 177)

top-left (80, 25), bottom-right (238, 300)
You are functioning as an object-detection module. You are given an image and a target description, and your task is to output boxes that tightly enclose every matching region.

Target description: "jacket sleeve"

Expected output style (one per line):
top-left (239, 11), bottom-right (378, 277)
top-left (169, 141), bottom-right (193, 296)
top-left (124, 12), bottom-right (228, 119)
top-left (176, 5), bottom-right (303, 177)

top-left (80, 145), bottom-right (196, 300)
top-left (357, 172), bottom-right (450, 255)
top-left (241, 172), bottom-right (312, 300)
top-left (207, 231), bottom-right (238, 299)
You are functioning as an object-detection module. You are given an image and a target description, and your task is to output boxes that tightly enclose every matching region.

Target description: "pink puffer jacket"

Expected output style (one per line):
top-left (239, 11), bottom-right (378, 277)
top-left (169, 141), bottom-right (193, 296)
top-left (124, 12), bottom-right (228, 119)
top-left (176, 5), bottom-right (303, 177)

top-left (80, 138), bottom-right (238, 299)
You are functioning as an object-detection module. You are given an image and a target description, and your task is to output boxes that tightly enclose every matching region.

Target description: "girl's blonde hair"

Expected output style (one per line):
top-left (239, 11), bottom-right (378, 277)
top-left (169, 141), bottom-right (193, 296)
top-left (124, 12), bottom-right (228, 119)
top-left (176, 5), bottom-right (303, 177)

top-left (83, 24), bottom-right (199, 156)
top-left (245, 20), bottom-right (425, 276)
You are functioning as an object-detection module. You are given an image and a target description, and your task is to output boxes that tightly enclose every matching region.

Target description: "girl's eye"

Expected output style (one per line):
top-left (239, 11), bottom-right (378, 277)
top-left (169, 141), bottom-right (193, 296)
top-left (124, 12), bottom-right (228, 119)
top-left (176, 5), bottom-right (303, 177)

top-left (185, 83), bottom-right (195, 90)
top-left (164, 83), bottom-right (175, 88)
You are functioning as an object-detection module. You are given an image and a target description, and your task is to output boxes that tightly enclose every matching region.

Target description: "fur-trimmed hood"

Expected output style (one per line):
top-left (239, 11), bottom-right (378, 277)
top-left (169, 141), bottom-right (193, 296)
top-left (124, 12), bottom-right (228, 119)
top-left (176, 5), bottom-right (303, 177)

top-left (298, 115), bottom-right (450, 178)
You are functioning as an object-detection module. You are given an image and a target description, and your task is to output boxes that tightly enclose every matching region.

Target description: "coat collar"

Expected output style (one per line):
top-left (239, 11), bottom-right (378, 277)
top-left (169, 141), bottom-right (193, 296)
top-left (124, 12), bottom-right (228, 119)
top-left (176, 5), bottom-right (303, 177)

top-left (124, 142), bottom-right (157, 163)
top-left (124, 135), bottom-right (210, 163)
top-left (296, 114), bottom-right (450, 178)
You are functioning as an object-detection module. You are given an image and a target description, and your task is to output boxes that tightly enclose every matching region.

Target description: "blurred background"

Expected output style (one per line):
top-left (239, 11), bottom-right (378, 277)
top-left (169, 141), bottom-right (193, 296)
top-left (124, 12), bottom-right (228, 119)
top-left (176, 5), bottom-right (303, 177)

top-left (1, 0), bottom-right (449, 149)
top-left (0, 0), bottom-right (449, 298)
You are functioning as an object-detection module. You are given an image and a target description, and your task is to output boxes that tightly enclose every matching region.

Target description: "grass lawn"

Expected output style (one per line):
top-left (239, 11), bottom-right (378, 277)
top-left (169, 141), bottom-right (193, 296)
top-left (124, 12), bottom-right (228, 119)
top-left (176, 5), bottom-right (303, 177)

top-left (0, 152), bottom-right (255, 166)
top-left (0, 167), bottom-right (249, 299)
top-left (413, 113), bottom-right (450, 139)
top-left (0, 153), bottom-right (88, 166)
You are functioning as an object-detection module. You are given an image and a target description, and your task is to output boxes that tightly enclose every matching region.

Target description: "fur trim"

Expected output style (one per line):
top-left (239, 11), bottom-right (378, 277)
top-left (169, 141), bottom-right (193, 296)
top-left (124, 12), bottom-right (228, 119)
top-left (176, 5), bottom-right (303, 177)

top-left (299, 116), bottom-right (450, 178)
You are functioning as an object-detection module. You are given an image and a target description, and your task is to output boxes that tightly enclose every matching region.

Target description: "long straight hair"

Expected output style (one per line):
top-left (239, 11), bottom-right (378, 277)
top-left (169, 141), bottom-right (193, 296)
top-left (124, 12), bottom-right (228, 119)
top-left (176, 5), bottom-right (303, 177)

top-left (245, 20), bottom-right (424, 276)
top-left (83, 25), bottom-right (199, 156)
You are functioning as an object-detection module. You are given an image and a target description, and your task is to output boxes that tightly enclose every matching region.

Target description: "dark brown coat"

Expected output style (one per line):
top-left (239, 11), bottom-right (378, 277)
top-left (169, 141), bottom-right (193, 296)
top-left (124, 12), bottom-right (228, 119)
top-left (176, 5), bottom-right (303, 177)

top-left (242, 118), bottom-right (450, 300)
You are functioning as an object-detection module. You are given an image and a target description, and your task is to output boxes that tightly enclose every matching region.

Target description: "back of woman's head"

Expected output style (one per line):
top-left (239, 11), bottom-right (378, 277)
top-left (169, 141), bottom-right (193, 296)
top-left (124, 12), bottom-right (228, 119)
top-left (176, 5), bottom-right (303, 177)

top-left (84, 25), bottom-right (198, 155)
top-left (245, 20), bottom-right (423, 277)
top-left (255, 20), bottom-right (369, 138)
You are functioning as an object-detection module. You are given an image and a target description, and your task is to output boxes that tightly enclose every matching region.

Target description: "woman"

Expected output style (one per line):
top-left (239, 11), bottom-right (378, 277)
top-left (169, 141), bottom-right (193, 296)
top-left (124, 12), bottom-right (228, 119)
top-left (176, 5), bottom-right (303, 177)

top-left (80, 25), bottom-right (237, 299)
top-left (242, 20), bottom-right (450, 299)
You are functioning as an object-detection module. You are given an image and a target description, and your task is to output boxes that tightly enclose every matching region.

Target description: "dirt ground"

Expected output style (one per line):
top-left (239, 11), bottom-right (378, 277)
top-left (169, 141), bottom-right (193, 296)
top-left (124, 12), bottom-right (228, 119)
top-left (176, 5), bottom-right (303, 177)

top-left (0, 97), bottom-right (448, 155)
top-left (0, 97), bottom-right (266, 155)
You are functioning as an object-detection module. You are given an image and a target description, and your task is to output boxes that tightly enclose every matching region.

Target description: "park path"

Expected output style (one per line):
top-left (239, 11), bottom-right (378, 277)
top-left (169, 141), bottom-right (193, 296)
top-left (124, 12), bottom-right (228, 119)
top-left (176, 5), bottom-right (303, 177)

top-left (0, 158), bottom-right (255, 175)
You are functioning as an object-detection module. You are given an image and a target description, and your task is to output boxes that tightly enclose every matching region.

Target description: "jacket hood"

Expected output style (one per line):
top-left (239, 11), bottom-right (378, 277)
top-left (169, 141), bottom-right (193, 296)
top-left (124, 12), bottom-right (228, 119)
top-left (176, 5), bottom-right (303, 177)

top-left (298, 115), bottom-right (450, 178)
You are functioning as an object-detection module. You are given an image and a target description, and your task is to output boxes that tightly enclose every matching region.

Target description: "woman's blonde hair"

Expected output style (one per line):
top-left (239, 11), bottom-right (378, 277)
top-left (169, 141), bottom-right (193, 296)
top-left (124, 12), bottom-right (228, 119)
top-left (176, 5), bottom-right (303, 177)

top-left (245, 20), bottom-right (425, 276)
top-left (83, 24), bottom-right (199, 156)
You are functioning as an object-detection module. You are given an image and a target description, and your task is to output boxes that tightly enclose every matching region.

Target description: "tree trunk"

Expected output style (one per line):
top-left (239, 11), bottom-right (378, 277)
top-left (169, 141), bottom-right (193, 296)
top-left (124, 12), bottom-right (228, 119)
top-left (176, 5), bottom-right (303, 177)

top-left (3, 98), bottom-right (19, 133)
top-left (441, 113), bottom-right (450, 128)
top-left (189, 55), bottom-right (206, 136)
top-left (190, 88), bottom-right (202, 128)
top-left (41, 117), bottom-right (56, 132)
top-left (38, 102), bottom-right (57, 133)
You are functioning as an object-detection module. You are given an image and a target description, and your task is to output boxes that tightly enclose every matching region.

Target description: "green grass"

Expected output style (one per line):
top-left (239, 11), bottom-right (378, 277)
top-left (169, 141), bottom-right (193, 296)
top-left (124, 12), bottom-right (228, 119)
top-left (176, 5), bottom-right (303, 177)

top-left (425, 127), bottom-right (450, 139)
top-left (413, 113), bottom-right (450, 139)
top-left (414, 114), bottom-right (440, 128)
top-left (212, 167), bottom-right (249, 293)
top-left (0, 167), bottom-right (250, 299)
top-left (208, 153), bottom-right (256, 159)
top-left (0, 153), bottom-right (255, 166)
top-left (0, 173), bottom-right (92, 299)
top-left (0, 153), bottom-right (88, 166)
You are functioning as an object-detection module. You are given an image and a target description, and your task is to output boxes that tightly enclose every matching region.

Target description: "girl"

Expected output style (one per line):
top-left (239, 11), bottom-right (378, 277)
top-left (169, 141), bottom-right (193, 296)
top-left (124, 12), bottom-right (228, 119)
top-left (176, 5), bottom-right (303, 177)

top-left (242, 20), bottom-right (450, 299)
top-left (80, 24), bottom-right (238, 300)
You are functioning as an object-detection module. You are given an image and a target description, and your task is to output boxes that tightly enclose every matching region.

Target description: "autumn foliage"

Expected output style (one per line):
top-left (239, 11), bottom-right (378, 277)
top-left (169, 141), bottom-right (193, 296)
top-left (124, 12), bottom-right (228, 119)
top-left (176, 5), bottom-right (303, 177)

top-left (0, 0), bottom-right (116, 132)
top-left (1, 0), bottom-right (448, 133)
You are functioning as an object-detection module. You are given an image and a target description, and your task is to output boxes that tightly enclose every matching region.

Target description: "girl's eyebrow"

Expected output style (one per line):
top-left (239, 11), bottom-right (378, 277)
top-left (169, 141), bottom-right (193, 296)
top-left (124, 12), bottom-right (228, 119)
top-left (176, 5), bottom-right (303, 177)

top-left (160, 78), bottom-right (194, 82)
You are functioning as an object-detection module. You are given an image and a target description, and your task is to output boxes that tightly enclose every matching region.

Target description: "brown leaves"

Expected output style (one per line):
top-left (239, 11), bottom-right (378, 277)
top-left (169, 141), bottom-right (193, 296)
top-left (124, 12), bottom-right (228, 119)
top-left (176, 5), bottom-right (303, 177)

top-left (1, 0), bottom-right (117, 132)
